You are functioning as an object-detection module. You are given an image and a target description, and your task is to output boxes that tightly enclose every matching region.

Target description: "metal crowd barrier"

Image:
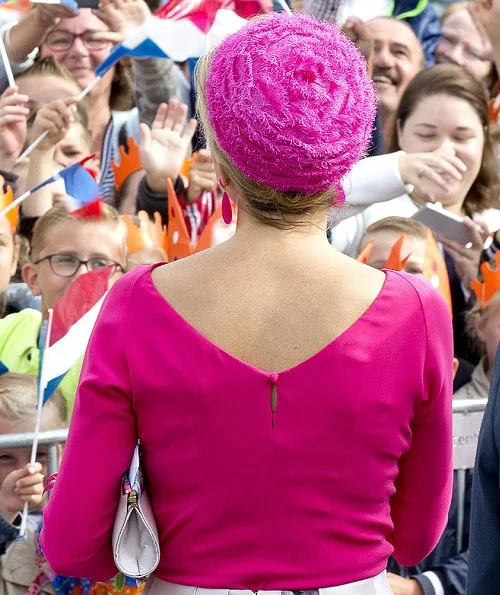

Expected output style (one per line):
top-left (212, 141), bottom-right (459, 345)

top-left (0, 428), bottom-right (68, 476)
top-left (0, 398), bottom-right (489, 552)
top-left (452, 398), bottom-right (488, 552)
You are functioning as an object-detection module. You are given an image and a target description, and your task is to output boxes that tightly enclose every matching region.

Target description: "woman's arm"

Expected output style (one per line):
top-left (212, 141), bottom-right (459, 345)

top-left (40, 271), bottom-right (140, 581)
top-left (388, 278), bottom-right (454, 567)
top-left (133, 59), bottom-right (180, 128)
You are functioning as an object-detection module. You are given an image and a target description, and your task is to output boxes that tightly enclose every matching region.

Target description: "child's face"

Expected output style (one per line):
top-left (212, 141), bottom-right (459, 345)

top-left (0, 217), bottom-right (18, 294)
top-left (54, 121), bottom-right (96, 170)
top-left (23, 219), bottom-right (124, 314)
top-left (362, 230), bottom-right (427, 276)
top-left (0, 412), bottom-right (60, 489)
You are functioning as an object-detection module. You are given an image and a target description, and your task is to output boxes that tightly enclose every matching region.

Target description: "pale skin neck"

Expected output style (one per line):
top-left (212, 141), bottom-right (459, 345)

top-left (228, 200), bottom-right (333, 260)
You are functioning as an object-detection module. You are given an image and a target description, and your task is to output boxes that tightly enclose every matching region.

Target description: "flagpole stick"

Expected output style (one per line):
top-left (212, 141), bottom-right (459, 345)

top-left (19, 309), bottom-right (54, 539)
top-left (0, 189), bottom-right (31, 219)
top-left (76, 75), bottom-right (102, 102)
top-left (17, 75), bottom-right (102, 162)
top-left (0, 34), bottom-right (15, 88)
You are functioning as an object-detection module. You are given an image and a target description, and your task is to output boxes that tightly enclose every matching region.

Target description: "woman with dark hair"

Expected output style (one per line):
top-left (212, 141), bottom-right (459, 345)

top-left (41, 12), bottom-right (452, 595)
top-left (331, 64), bottom-right (498, 358)
top-left (1, 0), bottom-right (180, 199)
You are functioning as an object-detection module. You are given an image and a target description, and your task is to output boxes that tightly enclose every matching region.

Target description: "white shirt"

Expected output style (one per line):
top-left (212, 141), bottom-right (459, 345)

top-left (332, 151), bottom-right (500, 257)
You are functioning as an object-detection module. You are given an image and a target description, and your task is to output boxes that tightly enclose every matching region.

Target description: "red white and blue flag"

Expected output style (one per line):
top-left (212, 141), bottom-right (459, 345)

top-left (96, 4), bottom-right (246, 76)
top-left (40, 267), bottom-right (112, 403)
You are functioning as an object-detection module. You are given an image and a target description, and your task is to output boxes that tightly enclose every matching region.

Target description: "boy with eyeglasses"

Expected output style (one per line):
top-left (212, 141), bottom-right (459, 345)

top-left (0, 201), bottom-right (126, 419)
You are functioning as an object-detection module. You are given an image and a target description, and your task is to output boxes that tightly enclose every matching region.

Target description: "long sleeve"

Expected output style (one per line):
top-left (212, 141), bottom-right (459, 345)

top-left (388, 281), bottom-right (454, 567)
top-left (466, 348), bottom-right (500, 594)
top-left (339, 151), bottom-right (406, 220)
top-left (40, 273), bottom-right (139, 581)
top-left (132, 58), bottom-right (179, 127)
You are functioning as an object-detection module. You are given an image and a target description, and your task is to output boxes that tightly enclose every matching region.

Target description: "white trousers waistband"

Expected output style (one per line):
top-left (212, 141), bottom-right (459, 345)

top-left (145, 572), bottom-right (392, 595)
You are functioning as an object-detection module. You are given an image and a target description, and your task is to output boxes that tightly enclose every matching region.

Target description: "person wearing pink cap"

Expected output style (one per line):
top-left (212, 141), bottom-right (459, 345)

top-left (40, 12), bottom-right (453, 595)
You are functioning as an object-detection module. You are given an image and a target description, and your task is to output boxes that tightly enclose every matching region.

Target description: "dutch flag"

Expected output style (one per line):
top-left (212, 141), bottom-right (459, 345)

top-left (40, 267), bottom-right (111, 403)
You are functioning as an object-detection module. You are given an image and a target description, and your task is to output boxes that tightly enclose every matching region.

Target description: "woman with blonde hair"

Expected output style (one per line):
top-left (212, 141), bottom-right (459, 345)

top-left (41, 13), bottom-right (453, 595)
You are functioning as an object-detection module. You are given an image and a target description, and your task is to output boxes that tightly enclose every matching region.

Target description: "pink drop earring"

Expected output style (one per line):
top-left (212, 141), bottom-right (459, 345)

top-left (219, 178), bottom-right (233, 225)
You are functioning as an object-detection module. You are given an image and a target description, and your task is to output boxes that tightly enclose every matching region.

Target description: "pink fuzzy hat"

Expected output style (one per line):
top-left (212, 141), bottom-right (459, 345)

top-left (205, 12), bottom-right (376, 195)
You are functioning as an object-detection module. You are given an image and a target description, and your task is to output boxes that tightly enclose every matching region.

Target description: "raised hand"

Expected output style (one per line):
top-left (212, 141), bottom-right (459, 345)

top-left (0, 462), bottom-right (44, 524)
top-left (31, 98), bottom-right (77, 152)
top-left (186, 150), bottom-right (217, 202)
top-left (398, 151), bottom-right (468, 204)
top-left (93, 0), bottom-right (151, 42)
top-left (34, 2), bottom-right (79, 22)
top-left (0, 86), bottom-right (29, 170)
top-left (139, 99), bottom-right (198, 193)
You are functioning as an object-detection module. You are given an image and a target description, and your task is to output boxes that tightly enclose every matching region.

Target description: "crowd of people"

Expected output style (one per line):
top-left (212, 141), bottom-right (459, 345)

top-left (0, 0), bottom-right (499, 594)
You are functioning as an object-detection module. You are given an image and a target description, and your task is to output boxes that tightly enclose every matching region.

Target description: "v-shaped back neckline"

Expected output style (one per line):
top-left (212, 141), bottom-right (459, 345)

top-left (147, 264), bottom-right (391, 378)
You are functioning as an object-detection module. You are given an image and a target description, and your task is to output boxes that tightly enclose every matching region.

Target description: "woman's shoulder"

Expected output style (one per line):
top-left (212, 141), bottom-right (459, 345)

top-left (386, 271), bottom-right (453, 342)
top-left (106, 264), bottom-right (161, 309)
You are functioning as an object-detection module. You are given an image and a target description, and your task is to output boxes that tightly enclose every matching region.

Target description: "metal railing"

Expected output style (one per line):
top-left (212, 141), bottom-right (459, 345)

top-left (0, 428), bottom-right (68, 476)
top-left (0, 398), bottom-right (489, 551)
top-left (452, 398), bottom-right (488, 551)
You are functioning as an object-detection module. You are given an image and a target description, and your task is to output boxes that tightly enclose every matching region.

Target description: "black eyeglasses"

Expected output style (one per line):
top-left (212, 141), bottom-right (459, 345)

top-left (34, 253), bottom-right (124, 278)
top-left (45, 30), bottom-right (112, 52)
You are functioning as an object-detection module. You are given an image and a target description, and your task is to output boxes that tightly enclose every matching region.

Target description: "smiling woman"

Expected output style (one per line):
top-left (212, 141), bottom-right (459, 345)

top-left (3, 0), bottom-right (180, 199)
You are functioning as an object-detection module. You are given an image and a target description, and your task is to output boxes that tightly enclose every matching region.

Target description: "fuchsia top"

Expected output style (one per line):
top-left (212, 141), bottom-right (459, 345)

top-left (41, 265), bottom-right (453, 589)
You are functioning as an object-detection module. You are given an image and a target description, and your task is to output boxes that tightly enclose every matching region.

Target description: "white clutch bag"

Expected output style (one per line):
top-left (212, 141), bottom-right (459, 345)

top-left (112, 444), bottom-right (160, 579)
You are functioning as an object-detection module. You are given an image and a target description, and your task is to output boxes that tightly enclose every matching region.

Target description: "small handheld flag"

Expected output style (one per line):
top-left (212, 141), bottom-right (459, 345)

top-left (19, 267), bottom-right (113, 537)
top-left (0, 159), bottom-right (101, 219)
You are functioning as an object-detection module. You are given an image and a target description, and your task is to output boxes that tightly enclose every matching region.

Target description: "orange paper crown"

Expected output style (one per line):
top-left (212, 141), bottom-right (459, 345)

top-left (0, 176), bottom-right (18, 232)
top-left (423, 229), bottom-right (452, 314)
top-left (112, 137), bottom-right (143, 191)
top-left (356, 234), bottom-right (409, 271)
top-left (122, 211), bottom-right (168, 256)
top-left (470, 251), bottom-right (500, 309)
top-left (384, 234), bottom-right (410, 271)
top-left (357, 230), bottom-right (452, 314)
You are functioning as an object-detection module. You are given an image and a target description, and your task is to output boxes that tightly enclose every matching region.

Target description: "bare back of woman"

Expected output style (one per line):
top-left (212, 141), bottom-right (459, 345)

top-left (152, 215), bottom-right (386, 374)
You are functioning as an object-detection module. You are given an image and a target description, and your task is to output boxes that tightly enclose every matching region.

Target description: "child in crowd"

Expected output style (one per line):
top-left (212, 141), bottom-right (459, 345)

top-left (357, 216), bottom-right (428, 276)
top-left (21, 97), bottom-right (97, 218)
top-left (0, 202), bottom-right (126, 418)
top-left (455, 275), bottom-right (500, 400)
top-left (0, 373), bottom-right (65, 556)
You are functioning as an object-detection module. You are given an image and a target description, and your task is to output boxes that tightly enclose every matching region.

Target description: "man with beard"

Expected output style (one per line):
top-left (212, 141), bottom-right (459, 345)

top-left (368, 17), bottom-right (425, 152)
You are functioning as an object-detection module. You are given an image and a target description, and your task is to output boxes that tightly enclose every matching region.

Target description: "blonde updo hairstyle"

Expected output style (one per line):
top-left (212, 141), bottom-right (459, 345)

top-left (195, 52), bottom-right (337, 230)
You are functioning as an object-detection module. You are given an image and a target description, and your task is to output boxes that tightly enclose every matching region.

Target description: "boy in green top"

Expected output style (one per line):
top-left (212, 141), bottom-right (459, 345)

top-left (0, 201), bottom-right (126, 419)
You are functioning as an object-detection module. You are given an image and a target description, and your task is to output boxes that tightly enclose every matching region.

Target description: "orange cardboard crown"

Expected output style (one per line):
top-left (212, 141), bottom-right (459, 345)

top-left (0, 176), bottom-right (18, 232)
top-left (357, 230), bottom-right (452, 313)
top-left (470, 251), bottom-right (500, 309)
top-left (112, 137), bottom-right (143, 191)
